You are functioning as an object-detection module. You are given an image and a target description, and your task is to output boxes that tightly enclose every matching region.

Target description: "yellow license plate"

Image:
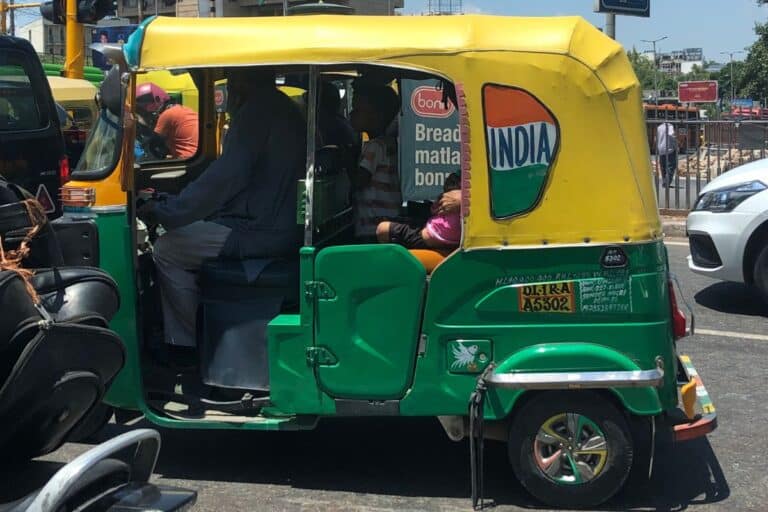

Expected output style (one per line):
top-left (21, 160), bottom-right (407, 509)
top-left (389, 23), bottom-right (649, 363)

top-left (518, 282), bottom-right (576, 313)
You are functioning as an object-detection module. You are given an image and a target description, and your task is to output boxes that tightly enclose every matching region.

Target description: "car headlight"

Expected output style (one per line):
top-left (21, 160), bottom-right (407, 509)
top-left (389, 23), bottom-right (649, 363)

top-left (693, 180), bottom-right (767, 212)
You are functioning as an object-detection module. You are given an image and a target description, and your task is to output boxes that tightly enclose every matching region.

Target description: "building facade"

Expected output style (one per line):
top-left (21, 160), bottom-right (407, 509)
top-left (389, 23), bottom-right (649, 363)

top-left (658, 48), bottom-right (704, 75)
top-left (117, 0), bottom-right (403, 23)
top-left (16, 18), bottom-right (89, 59)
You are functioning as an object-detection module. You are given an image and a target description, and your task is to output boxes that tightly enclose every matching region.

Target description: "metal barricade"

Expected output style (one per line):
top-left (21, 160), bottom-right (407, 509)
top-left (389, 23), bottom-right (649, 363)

top-left (648, 119), bottom-right (768, 212)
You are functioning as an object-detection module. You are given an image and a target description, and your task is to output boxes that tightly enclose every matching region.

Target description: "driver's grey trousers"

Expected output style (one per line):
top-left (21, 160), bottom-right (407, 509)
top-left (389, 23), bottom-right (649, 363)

top-left (153, 221), bottom-right (232, 347)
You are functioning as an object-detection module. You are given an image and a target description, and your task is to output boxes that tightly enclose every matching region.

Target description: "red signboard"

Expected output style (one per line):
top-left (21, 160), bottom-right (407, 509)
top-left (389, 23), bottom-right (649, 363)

top-left (678, 81), bottom-right (718, 103)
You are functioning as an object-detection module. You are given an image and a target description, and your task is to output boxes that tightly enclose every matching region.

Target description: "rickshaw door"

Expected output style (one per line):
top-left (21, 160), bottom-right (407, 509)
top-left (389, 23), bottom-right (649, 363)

top-left (312, 245), bottom-right (426, 400)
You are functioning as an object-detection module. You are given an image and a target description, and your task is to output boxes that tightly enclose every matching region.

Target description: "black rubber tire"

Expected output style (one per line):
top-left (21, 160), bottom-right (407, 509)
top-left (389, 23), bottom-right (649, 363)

top-left (67, 403), bottom-right (114, 442)
top-left (508, 391), bottom-right (634, 509)
top-left (753, 244), bottom-right (768, 304)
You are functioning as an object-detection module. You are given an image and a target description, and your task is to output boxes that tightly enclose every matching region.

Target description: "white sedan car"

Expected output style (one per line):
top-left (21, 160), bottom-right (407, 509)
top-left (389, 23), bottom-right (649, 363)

top-left (687, 159), bottom-right (768, 300)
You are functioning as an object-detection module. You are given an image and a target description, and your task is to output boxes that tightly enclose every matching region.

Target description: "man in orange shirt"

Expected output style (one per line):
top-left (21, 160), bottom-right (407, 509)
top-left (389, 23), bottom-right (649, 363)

top-left (136, 83), bottom-right (199, 160)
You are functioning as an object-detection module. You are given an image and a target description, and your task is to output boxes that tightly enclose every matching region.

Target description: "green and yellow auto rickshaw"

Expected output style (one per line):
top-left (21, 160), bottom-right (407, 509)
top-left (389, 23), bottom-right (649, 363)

top-left (58, 14), bottom-right (716, 508)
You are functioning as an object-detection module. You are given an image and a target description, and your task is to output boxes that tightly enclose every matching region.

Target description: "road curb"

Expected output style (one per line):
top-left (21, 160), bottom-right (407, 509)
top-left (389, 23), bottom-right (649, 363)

top-left (661, 215), bottom-right (687, 238)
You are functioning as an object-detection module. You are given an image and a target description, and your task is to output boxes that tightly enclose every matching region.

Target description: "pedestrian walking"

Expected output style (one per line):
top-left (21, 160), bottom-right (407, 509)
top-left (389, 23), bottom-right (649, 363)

top-left (656, 121), bottom-right (677, 187)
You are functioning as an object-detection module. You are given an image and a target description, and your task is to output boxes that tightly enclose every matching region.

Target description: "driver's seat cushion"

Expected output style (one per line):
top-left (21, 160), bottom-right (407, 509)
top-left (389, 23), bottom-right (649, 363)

top-left (198, 258), bottom-right (299, 391)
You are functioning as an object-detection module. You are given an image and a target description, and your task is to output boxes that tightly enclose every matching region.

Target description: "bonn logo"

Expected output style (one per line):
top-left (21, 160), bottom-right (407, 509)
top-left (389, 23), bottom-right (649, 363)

top-left (411, 86), bottom-right (455, 118)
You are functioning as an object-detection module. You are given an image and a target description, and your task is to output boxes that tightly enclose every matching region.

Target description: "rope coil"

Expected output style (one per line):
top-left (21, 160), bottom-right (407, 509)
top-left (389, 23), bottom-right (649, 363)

top-left (0, 199), bottom-right (47, 304)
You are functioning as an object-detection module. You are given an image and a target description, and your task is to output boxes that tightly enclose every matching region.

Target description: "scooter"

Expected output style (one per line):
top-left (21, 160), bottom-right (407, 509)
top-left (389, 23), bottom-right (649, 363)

top-left (1, 429), bottom-right (196, 512)
top-left (0, 181), bottom-right (197, 511)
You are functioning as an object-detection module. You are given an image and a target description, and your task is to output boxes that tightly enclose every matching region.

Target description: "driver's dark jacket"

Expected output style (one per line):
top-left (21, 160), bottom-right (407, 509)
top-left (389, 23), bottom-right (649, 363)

top-left (148, 87), bottom-right (305, 258)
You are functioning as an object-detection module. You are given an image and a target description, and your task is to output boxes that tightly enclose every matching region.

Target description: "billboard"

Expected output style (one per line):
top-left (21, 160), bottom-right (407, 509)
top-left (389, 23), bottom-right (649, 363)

top-left (399, 79), bottom-right (460, 202)
top-left (594, 0), bottom-right (650, 17)
top-left (91, 25), bottom-right (138, 70)
top-left (678, 81), bottom-right (718, 103)
top-left (732, 98), bottom-right (755, 108)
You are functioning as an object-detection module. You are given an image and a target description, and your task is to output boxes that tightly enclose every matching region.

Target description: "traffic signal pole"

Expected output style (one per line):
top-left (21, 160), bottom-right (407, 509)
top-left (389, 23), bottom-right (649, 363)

top-left (63, 0), bottom-right (84, 78)
top-left (0, 2), bottom-right (42, 35)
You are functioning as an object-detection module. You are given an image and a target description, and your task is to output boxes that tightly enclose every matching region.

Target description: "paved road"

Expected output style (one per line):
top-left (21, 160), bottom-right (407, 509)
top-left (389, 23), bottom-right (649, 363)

top-left (11, 242), bottom-right (768, 511)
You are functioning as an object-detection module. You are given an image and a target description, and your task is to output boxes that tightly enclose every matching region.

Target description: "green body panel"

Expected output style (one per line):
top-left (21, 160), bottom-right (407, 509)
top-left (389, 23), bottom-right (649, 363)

top-left (268, 247), bottom-right (337, 415)
top-left (94, 211), bottom-right (142, 410)
top-left (493, 343), bottom-right (662, 415)
top-left (296, 176), bottom-right (351, 226)
top-left (99, 205), bottom-right (675, 426)
top-left (399, 240), bottom-right (676, 418)
top-left (268, 314), bottom-right (336, 415)
top-left (313, 244), bottom-right (425, 399)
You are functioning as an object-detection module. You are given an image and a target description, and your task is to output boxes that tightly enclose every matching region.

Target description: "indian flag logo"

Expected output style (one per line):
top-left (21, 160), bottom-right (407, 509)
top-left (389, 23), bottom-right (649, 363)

top-left (483, 85), bottom-right (559, 217)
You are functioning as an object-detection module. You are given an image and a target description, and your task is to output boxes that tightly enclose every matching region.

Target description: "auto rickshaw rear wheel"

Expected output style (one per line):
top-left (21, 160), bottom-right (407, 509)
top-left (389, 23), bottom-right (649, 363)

top-left (508, 391), bottom-right (633, 509)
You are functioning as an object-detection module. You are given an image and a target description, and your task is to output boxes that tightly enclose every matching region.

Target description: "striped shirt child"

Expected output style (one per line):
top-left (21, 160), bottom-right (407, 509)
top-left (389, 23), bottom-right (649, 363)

top-left (354, 135), bottom-right (401, 237)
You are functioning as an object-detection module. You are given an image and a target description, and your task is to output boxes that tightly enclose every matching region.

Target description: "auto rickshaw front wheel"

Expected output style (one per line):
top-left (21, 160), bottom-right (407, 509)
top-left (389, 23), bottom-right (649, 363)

top-left (508, 391), bottom-right (633, 509)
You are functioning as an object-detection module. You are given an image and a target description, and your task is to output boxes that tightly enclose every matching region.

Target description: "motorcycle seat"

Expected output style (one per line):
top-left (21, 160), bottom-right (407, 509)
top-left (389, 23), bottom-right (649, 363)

top-left (32, 267), bottom-right (120, 324)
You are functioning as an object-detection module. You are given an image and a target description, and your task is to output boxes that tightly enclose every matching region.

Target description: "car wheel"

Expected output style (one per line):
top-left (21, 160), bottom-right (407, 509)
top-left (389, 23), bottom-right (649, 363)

top-left (508, 391), bottom-right (634, 509)
top-left (753, 244), bottom-right (768, 304)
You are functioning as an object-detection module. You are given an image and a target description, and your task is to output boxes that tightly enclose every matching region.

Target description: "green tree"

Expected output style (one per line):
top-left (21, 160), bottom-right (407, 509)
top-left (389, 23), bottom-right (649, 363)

top-left (713, 60), bottom-right (746, 102)
top-left (739, 21), bottom-right (768, 102)
top-left (627, 48), bottom-right (658, 90)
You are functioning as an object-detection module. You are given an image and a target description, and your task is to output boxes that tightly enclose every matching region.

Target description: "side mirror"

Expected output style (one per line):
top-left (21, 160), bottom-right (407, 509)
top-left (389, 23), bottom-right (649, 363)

top-left (54, 102), bottom-right (69, 127)
top-left (89, 43), bottom-right (128, 73)
top-left (99, 66), bottom-right (123, 118)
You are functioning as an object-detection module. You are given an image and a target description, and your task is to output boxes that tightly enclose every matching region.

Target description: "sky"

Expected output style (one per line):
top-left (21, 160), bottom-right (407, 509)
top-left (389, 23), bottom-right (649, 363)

top-left (10, 0), bottom-right (767, 62)
top-left (403, 0), bottom-right (768, 63)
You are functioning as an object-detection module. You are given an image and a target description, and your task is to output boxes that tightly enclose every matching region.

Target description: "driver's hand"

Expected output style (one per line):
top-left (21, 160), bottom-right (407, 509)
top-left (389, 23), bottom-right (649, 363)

top-left (136, 198), bottom-right (158, 224)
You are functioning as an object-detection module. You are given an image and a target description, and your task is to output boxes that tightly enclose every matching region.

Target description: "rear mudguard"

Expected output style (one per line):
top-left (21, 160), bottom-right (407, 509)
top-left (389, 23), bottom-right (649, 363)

top-left (489, 342), bottom-right (663, 417)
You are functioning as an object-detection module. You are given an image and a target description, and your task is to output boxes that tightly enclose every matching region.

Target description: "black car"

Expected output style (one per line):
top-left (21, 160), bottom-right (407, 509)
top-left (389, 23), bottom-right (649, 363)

top-left (0, 36), bottom-right (67, 218)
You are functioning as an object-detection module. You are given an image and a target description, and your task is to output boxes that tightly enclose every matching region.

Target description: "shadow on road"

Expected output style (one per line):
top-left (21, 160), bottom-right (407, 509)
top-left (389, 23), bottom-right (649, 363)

top-left (611, 438), bottom-right (729, 512)
top-left (49, 416), bottom-right (729, 511)
top-left (0, 459), bottom-right (65, 503)
top-left (694, 281), bottom-right (768, 318)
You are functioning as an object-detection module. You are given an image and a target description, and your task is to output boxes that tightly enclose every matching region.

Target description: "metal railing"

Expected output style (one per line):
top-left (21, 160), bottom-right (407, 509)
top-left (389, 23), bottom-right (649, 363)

top-left (647, 119), bottom-right (768, 211)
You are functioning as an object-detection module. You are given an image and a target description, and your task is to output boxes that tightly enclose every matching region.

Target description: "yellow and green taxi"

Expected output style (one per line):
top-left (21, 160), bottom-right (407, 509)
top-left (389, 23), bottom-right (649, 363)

top-left (59, 15), bottom-right (716, 508)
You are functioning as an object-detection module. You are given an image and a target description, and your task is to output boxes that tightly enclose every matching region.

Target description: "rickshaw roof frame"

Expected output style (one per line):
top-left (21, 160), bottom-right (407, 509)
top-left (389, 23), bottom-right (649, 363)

top-left (126, 15), bottom-right (626, 77)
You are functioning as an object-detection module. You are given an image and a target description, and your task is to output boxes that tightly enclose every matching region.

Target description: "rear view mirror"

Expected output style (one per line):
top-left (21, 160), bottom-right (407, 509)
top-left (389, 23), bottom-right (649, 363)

top-left (99, 66), bottom-right (123, 118)
top-left (54, 102), bottom-right (69, 127)
top-left (90, 43), bottom-right (128, 73)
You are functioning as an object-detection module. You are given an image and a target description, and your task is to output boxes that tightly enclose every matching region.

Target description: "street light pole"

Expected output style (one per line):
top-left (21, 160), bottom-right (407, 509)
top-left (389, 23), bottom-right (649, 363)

top-left (720, 50), bottom-right (745, 103)
top-left (641, 35), bottom-right (668, 104)
top-left (605, 12), bottom-right (615, 39)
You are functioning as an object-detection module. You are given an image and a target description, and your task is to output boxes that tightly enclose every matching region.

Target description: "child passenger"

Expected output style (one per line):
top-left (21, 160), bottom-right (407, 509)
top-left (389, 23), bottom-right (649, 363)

top-left (377, 172), bottom-right (461, 250)
top-left (348, 85), bottom-right (402, 241)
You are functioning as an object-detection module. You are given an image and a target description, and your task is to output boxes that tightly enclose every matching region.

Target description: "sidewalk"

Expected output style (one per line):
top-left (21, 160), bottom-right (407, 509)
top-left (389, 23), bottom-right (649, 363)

top-left (660, 214), bottom-right (687, 238)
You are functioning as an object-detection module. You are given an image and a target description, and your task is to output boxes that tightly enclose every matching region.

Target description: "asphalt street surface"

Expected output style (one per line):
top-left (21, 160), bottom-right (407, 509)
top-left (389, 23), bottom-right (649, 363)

top-left (7, 242), bottom-right (767, 511)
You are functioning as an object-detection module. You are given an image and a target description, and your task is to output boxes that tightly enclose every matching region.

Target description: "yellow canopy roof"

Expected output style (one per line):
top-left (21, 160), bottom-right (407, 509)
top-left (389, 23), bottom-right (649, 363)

top-left (46, 76), bottom-right (97, 103)
top-left (136, 15), bottom-right (624, 78)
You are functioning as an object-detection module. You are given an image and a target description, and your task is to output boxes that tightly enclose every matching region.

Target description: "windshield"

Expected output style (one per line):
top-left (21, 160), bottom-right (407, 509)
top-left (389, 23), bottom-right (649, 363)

top-left (73, 107), bottom-right (122, 178)
top-left (0, 49), bottom-right (47, 131)
top-left (72, 66), bottom-right (123, 180)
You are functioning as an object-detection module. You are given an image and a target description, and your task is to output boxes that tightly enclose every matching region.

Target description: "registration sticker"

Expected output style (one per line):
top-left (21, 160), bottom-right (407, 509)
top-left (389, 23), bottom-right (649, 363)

top-left (518, 282), bottom-right (576, 313)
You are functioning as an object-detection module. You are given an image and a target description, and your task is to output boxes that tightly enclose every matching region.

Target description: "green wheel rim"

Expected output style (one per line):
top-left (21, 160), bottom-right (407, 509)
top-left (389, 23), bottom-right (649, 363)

top-left (533, 413), bottom-right (609, 485)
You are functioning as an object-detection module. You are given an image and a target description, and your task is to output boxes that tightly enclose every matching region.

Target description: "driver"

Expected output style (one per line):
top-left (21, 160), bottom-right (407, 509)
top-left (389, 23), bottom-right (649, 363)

top-left (137, 68), bottom-right (306, 356)
top-left (135, 82), bottom-right (199, 160)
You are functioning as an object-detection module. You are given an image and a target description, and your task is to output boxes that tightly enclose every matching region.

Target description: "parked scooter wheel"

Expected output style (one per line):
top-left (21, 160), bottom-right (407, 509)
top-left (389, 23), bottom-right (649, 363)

top-left (508, 391), bottom-right (633, 509)
top-left (68, 403), bottom-right (114, 442)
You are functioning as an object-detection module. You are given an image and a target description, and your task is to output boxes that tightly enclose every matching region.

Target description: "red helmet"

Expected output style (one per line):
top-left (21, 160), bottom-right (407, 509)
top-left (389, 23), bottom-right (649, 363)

top-left (135, 82), bottom-right (170, 113)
